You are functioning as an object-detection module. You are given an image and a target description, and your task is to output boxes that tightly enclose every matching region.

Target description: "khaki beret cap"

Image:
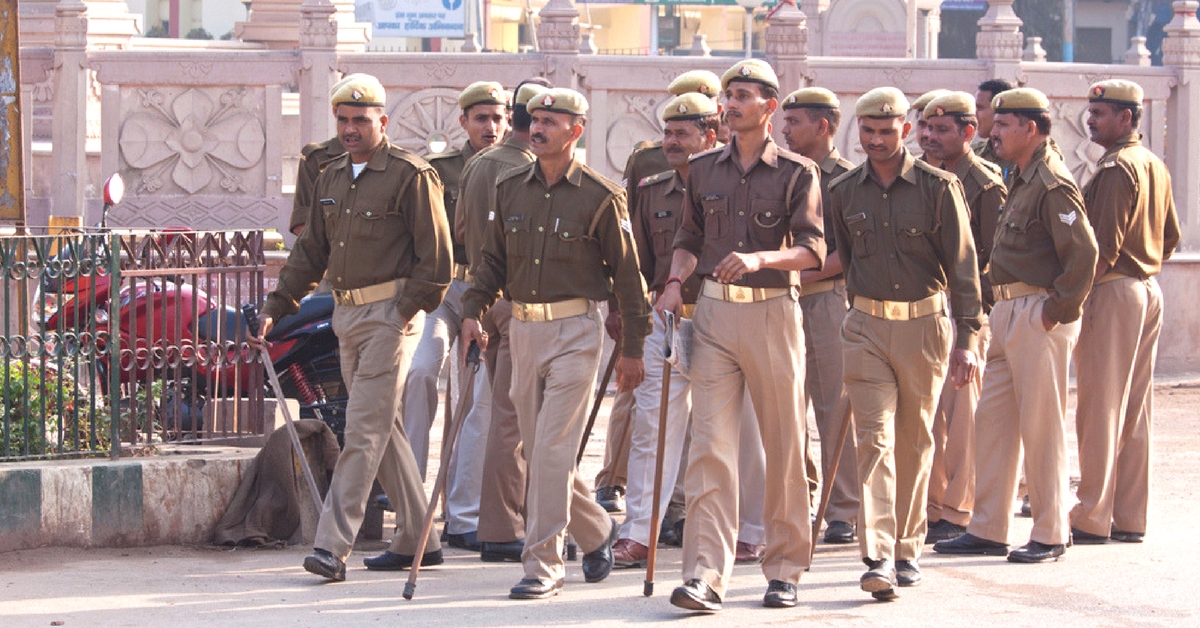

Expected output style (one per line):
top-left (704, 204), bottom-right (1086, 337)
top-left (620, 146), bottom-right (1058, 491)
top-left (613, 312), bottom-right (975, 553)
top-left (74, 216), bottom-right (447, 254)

top-left (331, 73), bottom-right (386, 108)
top-left (330, 73), bottom-right (366, 99)
top-left (527, 87), bottom-right (589, 116)
top-left (459, 81), bottom-right (509, 110)
top-left (911, 89), bottom-right (951, 113)
top-left (662, 93), bottom-right (719, 122)
top-left (924, 91), bottom-right (977, 119)
top-left (1088, 79), bottom-right (1143, 107)
top-left (782, 87), bottom-right (840, 110)
top-left (721, 59), bottom-right (779, 91)
top-left (855, 87), bottom-right (908, 118)
top-left (515, 83), bottom-right (549, 107)
top-left (668, 70), bottom-right (722, 98)
top-left (992, 87), bottom-right (1049, 114)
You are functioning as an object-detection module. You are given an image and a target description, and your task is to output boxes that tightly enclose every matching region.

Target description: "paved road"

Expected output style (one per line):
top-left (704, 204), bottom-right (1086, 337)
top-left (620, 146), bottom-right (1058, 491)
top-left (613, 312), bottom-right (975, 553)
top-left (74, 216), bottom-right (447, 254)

top-left (3, 381), bottom-right (1199, 627)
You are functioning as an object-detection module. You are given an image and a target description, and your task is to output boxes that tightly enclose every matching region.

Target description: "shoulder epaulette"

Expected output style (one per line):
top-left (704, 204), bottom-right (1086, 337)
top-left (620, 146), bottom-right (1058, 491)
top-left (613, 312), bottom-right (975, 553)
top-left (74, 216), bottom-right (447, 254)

top-left (638, 170), bottom-right (674, 188)
top-left (495, 161), bottom-right (535, 186)
top-left (828, 164), bottom-right (863, 190)
top-left (1034, 160), bottom-right (1069, 191)
top-left (913, 158), bottom-right (957, 183)
top-left (582, 164), bottom-right (625, 197)
top-left (687, 146), bottom-right (723, 163)
top-left (386, 144), bottom-right (435, 170)
top-left (969, 160), bottom-right (1005, 189)
top-left (426, 148), bottom-right (463, 162)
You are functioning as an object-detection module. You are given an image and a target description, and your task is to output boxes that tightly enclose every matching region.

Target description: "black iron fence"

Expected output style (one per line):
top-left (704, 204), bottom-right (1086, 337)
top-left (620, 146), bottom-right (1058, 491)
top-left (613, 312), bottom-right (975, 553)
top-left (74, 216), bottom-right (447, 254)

top-left (1, 228), bottom-right (266, 462)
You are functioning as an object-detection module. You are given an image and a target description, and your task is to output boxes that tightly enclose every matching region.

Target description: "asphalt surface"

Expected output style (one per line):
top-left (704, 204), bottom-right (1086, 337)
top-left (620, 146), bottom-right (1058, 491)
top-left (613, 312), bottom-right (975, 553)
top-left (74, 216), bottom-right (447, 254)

top-left (3, 380), bottom-right (1199, 627)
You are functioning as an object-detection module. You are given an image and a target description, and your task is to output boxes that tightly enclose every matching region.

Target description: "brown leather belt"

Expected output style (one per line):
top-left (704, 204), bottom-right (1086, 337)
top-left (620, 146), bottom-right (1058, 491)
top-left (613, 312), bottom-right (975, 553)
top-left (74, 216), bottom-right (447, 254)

top-left (453, 264), bottom-right (472, 282)
top-left (510, 298), bottom-right (590, 323)
top-left (701, 279), bottom-right (791, 303)
top-left (991, 281), bottom-right (1046, 302)
top-left (803, 279), bottom-right (843, 296)
top-left (852, 292), bottom-right (945, 321)
top-left (331, 279), bottom-right (405, 307)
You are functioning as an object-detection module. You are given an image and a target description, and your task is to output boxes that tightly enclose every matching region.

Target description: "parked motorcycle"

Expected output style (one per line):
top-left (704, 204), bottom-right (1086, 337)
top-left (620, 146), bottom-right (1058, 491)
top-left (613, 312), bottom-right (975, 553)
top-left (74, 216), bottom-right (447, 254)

top-left (36, 174), bottom-right (347, 439)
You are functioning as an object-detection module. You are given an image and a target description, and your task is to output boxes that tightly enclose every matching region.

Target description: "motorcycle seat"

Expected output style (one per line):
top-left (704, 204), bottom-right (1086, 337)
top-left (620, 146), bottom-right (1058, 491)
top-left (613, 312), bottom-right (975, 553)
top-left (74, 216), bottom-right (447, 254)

top-left (267, 293), bottom-right (335, 340)
top-left (195, 306), bottom-right (247, 343)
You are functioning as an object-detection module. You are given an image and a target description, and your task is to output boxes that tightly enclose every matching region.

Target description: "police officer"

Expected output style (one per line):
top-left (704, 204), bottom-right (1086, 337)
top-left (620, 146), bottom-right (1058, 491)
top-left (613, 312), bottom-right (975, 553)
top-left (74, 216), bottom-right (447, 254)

top-left (611, 93), bottom-right (719, 568)
top-left (254, 74), bottom-right (452, 581)
top-left (934, 87), bottom-right (1098, 563)
top-left (461, 88), bottom-right (650, 599)
top-left (973, 78), bottom-right (1016, 178)
top-left (910, 89), bottom-right (950, 160)
top-left (1070, 80), bottom-right (1180, 545)
top-left (828, 87), bottom-right (982, 599)
top-left (455, 79), bottom-right (551, 563)
top-left (402, 82), bottom-right (510, 552)
top-left (658, 59), bottom-right (825, 611)
top-left (595, 70), bottom-right (726, 514)
top-left (288, 74), bottom-right (364, 236)
top-left (920, 91), bottom-right (1008, 543)
top-left (779, 86), bottom-right (860, 545)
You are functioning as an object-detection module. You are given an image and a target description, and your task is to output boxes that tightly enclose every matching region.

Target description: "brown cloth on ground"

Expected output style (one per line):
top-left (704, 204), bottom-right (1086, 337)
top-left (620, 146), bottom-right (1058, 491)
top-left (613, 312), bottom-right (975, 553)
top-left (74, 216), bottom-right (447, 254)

top-left (213, 419), bottom-right (340, 547)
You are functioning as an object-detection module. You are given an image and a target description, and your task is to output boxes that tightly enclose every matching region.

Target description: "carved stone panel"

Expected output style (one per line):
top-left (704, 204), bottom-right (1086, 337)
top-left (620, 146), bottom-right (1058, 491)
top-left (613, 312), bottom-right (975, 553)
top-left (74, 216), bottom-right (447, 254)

top-left (386, 88), bottom-right (469, 157)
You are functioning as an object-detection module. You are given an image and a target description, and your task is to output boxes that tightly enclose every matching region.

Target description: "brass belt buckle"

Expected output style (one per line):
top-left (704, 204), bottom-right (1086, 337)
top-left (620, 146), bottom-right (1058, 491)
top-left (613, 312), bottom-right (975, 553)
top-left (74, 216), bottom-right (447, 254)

top-left (889, 302), bottom-right (904, 320)
top-left (730, 285), bottom-right (750, 302)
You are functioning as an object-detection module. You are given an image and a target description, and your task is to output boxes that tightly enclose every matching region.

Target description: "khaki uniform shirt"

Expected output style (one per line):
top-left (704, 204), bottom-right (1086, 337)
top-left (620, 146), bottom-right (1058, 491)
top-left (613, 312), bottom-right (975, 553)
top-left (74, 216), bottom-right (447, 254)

top-left (427, 141), bottom-right (480, 265)
top-left (264, 138), bottom-right (452, 323)
top-left (632, 170), bottom-right (701, 304)
top-left (943, 150), bottom-right (1007, 308)
top-left (1082, 132), bottom-right (1180, 279)
top-left (816, 148), bottom-right (856, 279)
top-left (972, 136), bottom-right (1015, 182)
top-left (673, 136), bottom-right (827, 289)
top-left (624, 141), bottom-right (671, 215)
top-left (289, 137), bottom-right (345, 234)
top-left (455, 136), bottom-right (536, 272)
top-left (828, 149), bottom-right (983, 352)
top-left (989, 139), bottom-right (1098, 325)
top-left (462, 158), bottom-right (652, 358)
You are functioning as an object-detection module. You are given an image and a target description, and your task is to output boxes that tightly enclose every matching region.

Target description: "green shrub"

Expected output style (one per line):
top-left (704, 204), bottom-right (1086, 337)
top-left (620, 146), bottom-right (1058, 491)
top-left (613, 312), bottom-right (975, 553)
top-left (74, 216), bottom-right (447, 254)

top-left (1, 360), bottom-right (109, 459)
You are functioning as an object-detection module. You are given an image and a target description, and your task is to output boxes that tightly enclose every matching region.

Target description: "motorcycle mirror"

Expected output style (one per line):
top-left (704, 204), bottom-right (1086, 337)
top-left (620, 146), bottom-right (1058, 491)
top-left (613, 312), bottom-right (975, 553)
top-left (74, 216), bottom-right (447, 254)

top-left (102, 173), bottom-right (125, 206)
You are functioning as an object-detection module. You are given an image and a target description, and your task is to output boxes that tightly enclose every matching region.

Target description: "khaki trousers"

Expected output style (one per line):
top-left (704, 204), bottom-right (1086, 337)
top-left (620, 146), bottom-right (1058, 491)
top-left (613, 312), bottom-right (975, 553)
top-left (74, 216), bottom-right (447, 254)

top-left (318, 303), bottom-right (439, 561)
top-left (969, 294), bottom-right (1079, 546)
top-left (477, 299), bottom-right (527, 543)
top-left (509, 306), bottom-right (613, 581)
top-left (928, 321), bottom-right (990, 526)
top-left (842, 307), bottom-right (951, 562)
top-left (1071, 277), bottom-right (1161, 537)
top-left (799, 283), bottom-right (860, 525)
top-left (595, 390), bottom-right (634, 489)
top-left (683, 293), bottom-right (811, 597)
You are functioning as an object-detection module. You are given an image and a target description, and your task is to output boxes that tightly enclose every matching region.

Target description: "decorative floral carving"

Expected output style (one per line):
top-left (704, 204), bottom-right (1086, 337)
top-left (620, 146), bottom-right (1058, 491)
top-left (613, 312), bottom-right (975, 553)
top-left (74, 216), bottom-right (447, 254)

top-left (425, 62), bottom-right (457, 81)
top-left (119, 88), bottom-right (265, 195)
top-left (180, 62), bottom-right (214, 80)
top-left (387, 88), bottom-right (467, 156)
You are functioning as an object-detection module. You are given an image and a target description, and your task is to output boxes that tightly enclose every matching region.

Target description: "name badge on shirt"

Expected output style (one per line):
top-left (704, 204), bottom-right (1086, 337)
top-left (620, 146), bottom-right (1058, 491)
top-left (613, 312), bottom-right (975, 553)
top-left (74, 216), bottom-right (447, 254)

top-left (846, 212), bottom-right (867, 225)
top-left (654, 211), bottom-right (673, 219)
top-left (505, 214), bottom-right (524, 222)
top-left (701, 194), bottom-right (723, 201)
top-left (319, 198), bottom-right (336, 205)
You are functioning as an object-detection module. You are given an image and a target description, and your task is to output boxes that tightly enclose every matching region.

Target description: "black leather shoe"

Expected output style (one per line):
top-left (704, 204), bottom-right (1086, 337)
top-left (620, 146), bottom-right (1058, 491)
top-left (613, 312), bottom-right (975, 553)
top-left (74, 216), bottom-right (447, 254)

top-left (582, 519), bottom-right (619, 583)
top-left (896, 560), bottom-right (921, 587)
top-left (762, 580), bottom-right (798, 608)
top-left (446, 530), bottom-right (483, 552)
top-left (824, 520), bottom-right (855, 544)
top-left (925, 519), bottom-right (967, 544)
top-left (303, 548), bottom-right (345, 581)
top-left (509, 577), bottom-right (563, 600)
top-left (1007, 540), bottom-right (1065, 563)
top-left (933, 532), bottom-right (1009, 556)
top-left (595, 485), bottom-right (626, 513)
top-left (670, 578), bottom-right (722, 612)
top-left (481, 539), bottom-right (524, 562)
top-left (1110, 526), bottom-right (1144, 543)
top-left (362, 549), bottom-right (444, 571)
top-left (1070, 527), bottom-right (1108, 545)
top-left (860, 558), bottom-right (897, 600)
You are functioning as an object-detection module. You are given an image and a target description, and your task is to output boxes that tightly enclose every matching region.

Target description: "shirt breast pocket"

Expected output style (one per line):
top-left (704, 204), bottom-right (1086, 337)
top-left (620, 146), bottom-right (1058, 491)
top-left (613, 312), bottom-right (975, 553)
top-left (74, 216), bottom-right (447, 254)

top-left (895, 211), bottom-right (934, 255)
top-left (649, 213), bottom-right (677, 258)
top-left (750, 199), bottom-right (787, 248)
top-left (549, 219), bottom-right (599, 264)
top-left (502, 215), bottom-right (533, 261)
top-left (702, 196), bottom-right (730, 240)
top-left (997, 208), bottom-right (1035, 251)
top-left (845, 212), bottom-right (876, 258)
top-left (350, 201), bottom-right (399, 242)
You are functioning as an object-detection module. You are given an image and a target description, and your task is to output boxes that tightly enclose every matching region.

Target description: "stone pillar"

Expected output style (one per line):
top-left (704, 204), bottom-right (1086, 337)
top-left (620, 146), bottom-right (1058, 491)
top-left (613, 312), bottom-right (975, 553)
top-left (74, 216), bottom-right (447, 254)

top-left (765, 1), bottom-right (809, 144)
top-left (800, 0), bottom-right (829, 56)
top-left (690, 33), bottom-right (712, 57)
top-left (1163, 1), bottom-right (1200, 248)
top-left (20, 0), bottom-right (139, 49)
top-left (1023, 36), bottom-right (1047, 62)
top-left (1126, 36), bottom-right (1152, 66)
top-left (917, 7), bottom-right (941, 59)
top-left (51, 1), bottom-right (89, 221)
top-left (977, 0), bottom-right (1024, 86)
top-left (237, 0), bottom-right (368, 52)
top-left (536, 0), bottom-right (582, 88)
top-left (297, 0), bottom-right (340, 147)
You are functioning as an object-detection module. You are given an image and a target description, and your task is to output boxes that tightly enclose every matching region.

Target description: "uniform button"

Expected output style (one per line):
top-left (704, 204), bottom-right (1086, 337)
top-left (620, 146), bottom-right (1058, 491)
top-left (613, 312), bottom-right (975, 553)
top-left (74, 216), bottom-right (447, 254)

top-left (531, 289), bottom-right (538, 296)
top-left (345, 209), bottom-right (350, 214)
top-left (339, 242), bottom-right (345, 247)
top-left (740, 178), bottom-right (746, 184)
top-left (765, 212), bottom-right (772, 217)
top-left (563, 232), bottom-right (570, 237)
top-left (538, 226), bottom-right (544, 232)
top-left (337, 277), bottom-right (342, 282)
top-left (511, 227), bottom-right (517, 233)
top-left (738, 241), bottom-right (744, 247)
top-left (534, 259), bottom-right (541, 265)
top-left (366, 211), bottom-right (371, 216)
top-left (738, 211), bottom-right (744, 216)
top-left (882, 193), bottom-right (888, 199)
top-left (894, 284), bottom-right (900, 289)
top-left (544, 193), bottom-right (550, 199)
top-left (883, 221), bottom-right (889, 227)
top-left (350, 184), bottom-right (356, 189)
